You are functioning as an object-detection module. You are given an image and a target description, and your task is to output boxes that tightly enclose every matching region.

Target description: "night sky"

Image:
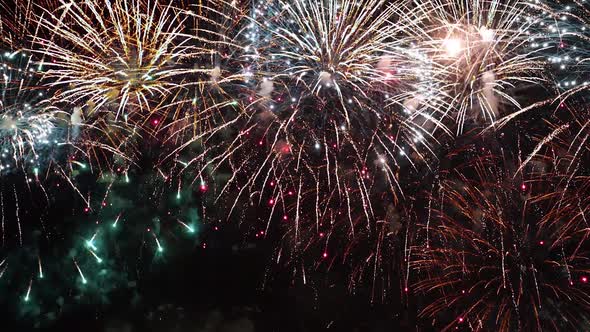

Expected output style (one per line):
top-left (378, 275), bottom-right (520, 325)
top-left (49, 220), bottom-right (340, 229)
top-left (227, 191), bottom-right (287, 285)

top-left (1, 0), bottom-right (590, 331)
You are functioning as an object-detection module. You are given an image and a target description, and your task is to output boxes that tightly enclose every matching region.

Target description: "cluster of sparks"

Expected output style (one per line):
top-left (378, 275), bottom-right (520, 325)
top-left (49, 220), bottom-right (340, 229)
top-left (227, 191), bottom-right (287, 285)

top-left (1, 0), bottom-right (590, 329)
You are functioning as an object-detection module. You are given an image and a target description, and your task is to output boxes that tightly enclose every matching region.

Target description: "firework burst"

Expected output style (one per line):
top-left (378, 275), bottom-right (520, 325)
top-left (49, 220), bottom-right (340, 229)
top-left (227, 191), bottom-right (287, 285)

top-left (0, 0), bottom-right (60, 49)
top-left (412, 153), bottom-right (590, 331)
top-left (0, 49), bottom-right (60, 176)
top-left (257, 0), bottom-right (419, 110)
top-left (157, 0), bottom-right (250, 150)
top-left (395, 0), bottom-right (548, 134)
top-left (171, 0), bottom-right (438, 254)
top-left (33, 0), bottom-right (198, 129)
top-left (547, 2), bottom-right (590, 101)
top-left (28, 0), bottom-right (212, 172)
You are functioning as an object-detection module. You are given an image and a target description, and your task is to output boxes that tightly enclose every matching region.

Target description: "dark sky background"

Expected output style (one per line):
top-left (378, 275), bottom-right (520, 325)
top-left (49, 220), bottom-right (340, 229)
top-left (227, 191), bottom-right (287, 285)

top-left (0, 169), bottom-right (418, 332)
top-left (6, 236), bottom-right (415, 332)
top-left (0, 131), bottom-right (424, 332)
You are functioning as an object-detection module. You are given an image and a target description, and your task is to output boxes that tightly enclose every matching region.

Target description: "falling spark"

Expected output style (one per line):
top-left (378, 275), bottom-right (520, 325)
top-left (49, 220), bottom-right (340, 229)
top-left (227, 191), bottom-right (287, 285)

top-left (73, 259), bottom-right (87, 284)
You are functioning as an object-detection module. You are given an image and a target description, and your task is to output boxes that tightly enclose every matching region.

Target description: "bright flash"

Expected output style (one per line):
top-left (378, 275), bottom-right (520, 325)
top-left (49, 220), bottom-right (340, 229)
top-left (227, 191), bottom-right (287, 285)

top-left (479, 27), bottom-right (495, 42)
top-left (443, 38), bottom-right (463, 57)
